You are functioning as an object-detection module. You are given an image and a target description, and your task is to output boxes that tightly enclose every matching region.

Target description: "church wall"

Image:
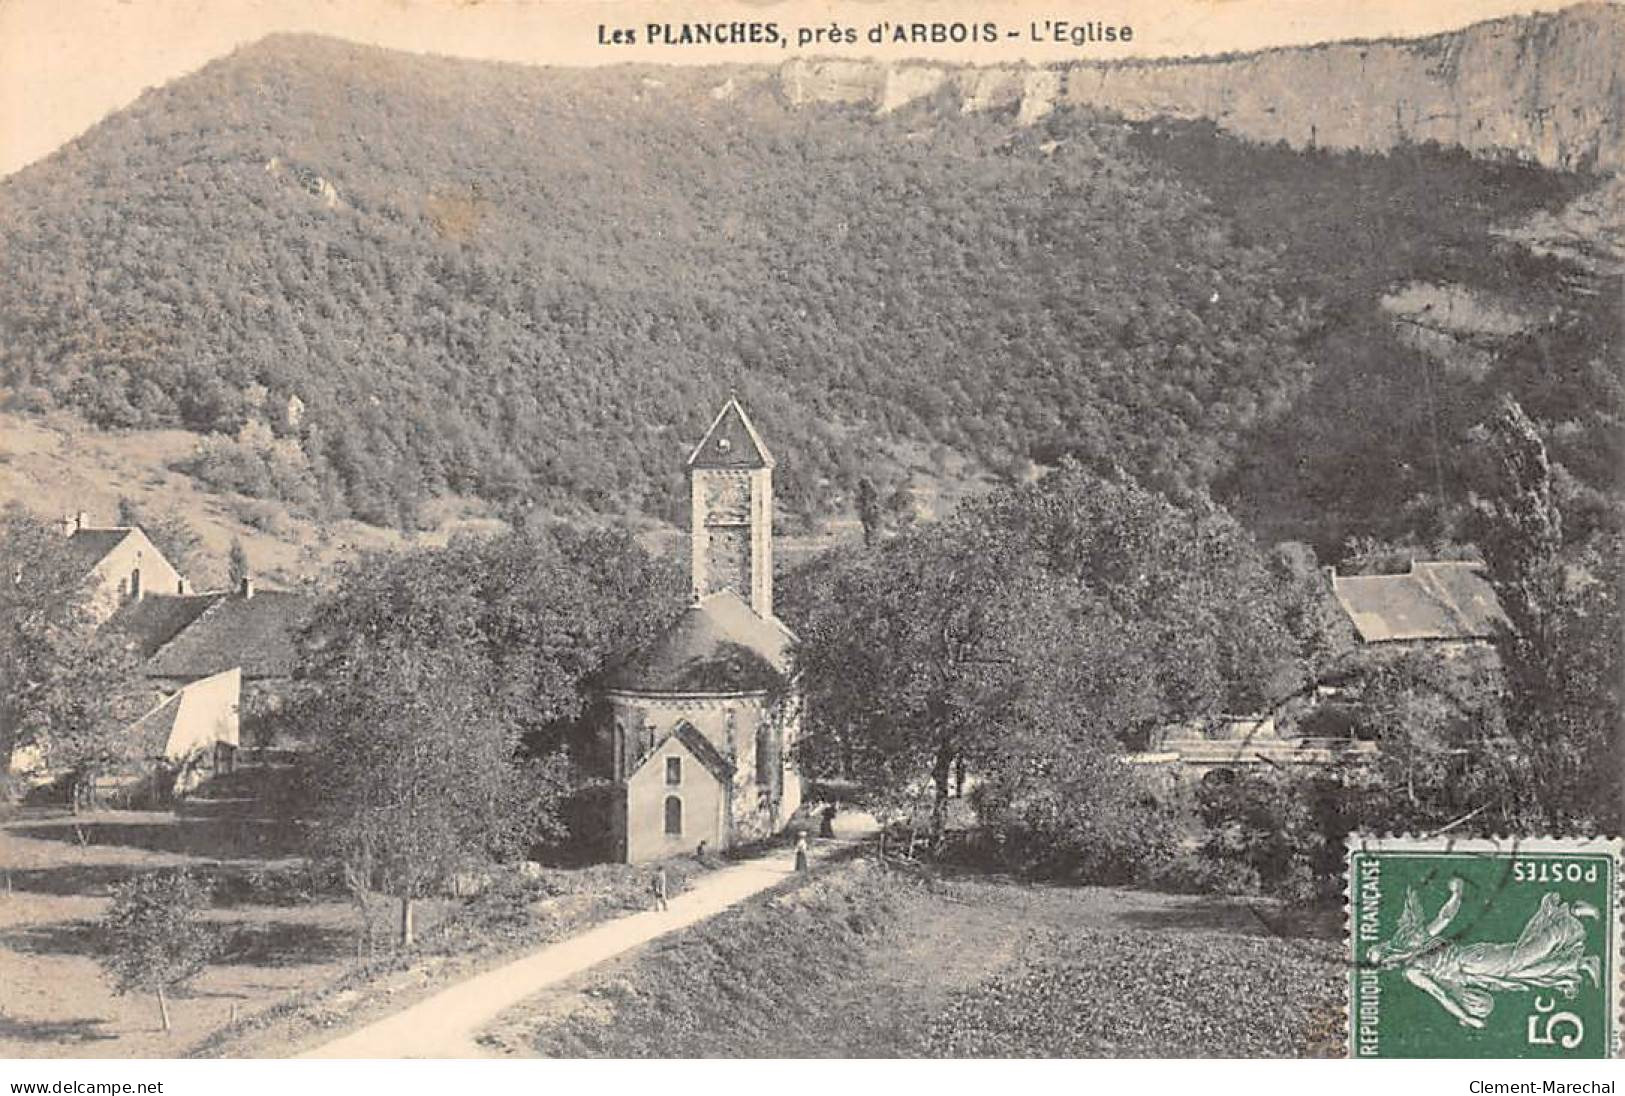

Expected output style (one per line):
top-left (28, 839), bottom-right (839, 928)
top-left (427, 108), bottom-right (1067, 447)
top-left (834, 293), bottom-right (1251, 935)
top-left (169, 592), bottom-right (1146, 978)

top-left (606, 690), bottom-right (799, 854)
top-left (778, 701), bottom-right (803, 827)
top-left (624, 734), bottom-right (727, 863)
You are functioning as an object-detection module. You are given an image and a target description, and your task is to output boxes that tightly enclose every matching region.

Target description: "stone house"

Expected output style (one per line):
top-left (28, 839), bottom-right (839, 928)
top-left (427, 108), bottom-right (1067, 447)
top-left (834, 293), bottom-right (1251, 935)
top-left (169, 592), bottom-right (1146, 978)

top-left (62, 512), bottom-right (187, 623)
top-left (110, 576), bottom-right (314, 747)
top-left (122, 667), bottom-right (242, 795)
top-left (1122, 562), bottom-right (1509, 785)
top-left (599, 400), bottom-right (803, 862)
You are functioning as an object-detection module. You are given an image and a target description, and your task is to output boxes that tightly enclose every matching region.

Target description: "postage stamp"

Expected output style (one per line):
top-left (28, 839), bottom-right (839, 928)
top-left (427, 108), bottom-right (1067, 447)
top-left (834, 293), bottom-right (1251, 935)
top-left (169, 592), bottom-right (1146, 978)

top-left (1348, 835), bottom-right (1621, 1059)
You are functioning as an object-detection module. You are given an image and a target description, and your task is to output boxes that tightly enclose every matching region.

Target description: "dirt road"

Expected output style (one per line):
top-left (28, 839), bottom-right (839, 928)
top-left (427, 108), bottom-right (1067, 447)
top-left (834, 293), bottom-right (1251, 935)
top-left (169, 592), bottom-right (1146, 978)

top-left (299, 837), bottom-right (861, 1058)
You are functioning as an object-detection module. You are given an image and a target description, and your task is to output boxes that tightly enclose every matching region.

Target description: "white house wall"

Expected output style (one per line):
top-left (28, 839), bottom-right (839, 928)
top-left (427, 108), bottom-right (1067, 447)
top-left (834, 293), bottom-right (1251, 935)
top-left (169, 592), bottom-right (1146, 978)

top-left (164, 667), bottom-right (240, 760)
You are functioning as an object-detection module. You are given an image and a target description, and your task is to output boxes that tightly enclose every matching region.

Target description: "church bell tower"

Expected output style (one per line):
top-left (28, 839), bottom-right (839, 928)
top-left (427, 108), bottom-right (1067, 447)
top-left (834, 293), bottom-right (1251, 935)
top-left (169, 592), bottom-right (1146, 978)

top-left (687, 398), bottom-right (774, 619)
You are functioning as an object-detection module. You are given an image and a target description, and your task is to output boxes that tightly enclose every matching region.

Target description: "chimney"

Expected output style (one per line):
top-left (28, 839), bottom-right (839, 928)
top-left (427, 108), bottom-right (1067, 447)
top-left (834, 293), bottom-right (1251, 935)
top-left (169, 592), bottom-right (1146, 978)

top-left (75, 511), bottom-right (87, 531)
top-left (240, 576), bottom-right (255, 599)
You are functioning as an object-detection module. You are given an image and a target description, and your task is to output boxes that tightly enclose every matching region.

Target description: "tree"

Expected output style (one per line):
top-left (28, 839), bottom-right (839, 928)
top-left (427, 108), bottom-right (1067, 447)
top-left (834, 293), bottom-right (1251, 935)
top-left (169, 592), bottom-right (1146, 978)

top-left (886, 483), bottom-right (916, 527)
top-left (32, 629), bottom-right (152, 811)
top-left (790, 527), bottom-right (1098, 838)
top-left (1356, 646), bottom-right (1508, 831)
top-left (0, 507), bottom-right (90, 773)
top-left (968, 462), bottom-right (1307, 716)
top-left (783, 463), bottom-right (1309, 860)
top-left (227, 537), bottom-right (250, 591)
top-left (1470, 398), bottom-right (1622, 832)
top-left (855, 477), bottom-right (882, 547)
top-left (307, 642), bottom-right (564, 945)
top-left (97, 870), bottom-right (215, 1032)
top-left (0, 506), bottom-right (146, 788)
top-left (298, 525), bottom-right (681, 943)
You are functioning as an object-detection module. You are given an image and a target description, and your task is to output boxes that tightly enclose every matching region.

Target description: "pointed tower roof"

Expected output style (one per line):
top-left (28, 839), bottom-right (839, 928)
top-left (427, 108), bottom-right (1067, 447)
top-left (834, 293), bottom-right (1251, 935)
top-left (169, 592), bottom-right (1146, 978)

top-left (687, 398), bottom-right (774, 470)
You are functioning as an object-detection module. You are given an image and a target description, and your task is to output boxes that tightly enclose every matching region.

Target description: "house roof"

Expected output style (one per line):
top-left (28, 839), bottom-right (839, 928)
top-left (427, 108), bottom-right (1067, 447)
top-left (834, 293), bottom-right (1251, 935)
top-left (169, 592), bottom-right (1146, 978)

top-left (605, 589), bottom-right (793, 694)
top-left (687, 399), bottom-right (774, 470)
top-left (127, 691), bottom-right (184, 759)
top-left (144, 589), bottom-right (314, 680)
top-left (64, 527), bottom-right (135, 572)
top-left (126, 667), bottom-right (240, 758)
top-left (108, 594), bottom-right (224, 658)
top-left (1331, 561), bottom-right (1508, 643)
top-left (632, 720), bottom-right (736, 784)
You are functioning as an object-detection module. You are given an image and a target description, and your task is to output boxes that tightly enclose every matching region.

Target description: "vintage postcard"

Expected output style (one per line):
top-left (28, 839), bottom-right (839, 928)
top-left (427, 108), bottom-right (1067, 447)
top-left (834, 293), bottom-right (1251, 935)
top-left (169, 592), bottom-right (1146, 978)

top-left (0, 0), bottom-right (1620, 1067)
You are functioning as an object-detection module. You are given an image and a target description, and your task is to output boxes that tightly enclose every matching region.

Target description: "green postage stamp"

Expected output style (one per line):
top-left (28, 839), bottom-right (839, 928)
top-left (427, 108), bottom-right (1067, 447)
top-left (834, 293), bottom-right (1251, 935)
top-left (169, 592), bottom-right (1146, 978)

top-left (1348, 835), bottom-right (1621, 1059)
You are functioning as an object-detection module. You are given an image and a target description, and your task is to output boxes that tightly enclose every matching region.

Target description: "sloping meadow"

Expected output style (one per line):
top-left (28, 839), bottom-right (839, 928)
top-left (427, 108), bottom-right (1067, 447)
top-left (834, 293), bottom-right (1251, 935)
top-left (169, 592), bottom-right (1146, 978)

top-left (491, 859), bottom-right (1344, 1058)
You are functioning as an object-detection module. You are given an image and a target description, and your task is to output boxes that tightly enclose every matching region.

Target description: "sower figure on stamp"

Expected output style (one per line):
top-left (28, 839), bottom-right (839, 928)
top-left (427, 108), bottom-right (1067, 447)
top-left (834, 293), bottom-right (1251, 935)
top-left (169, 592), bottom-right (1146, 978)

top-left (650, 865), bottom-right (668, 912)
top-left (1370, 877), bottom-right (1601, 1029)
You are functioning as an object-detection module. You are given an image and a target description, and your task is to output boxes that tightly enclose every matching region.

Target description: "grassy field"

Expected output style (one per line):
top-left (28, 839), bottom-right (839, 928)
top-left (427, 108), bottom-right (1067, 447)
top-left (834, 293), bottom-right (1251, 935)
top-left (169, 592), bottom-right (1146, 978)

top-left (481, 860), bottom-right (1345, 1058)
top-left (0, 800), bottom-right (373, 1058)
top-left (0, 768), bottom-right (724, 1059)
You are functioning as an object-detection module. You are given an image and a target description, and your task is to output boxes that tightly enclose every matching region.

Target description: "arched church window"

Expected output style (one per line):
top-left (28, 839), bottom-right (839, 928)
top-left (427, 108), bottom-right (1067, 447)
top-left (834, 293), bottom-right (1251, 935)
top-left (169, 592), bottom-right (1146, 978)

top-left (130, 568), bottom-right (141, 600)
top-left (664, 795), bottom-right (683, 836)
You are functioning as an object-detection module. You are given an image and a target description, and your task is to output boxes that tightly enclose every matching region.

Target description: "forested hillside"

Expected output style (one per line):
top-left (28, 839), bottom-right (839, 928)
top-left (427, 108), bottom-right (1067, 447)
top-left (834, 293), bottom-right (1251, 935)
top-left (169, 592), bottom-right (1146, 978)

top-left (0, 33), bottom-right (1615, 554)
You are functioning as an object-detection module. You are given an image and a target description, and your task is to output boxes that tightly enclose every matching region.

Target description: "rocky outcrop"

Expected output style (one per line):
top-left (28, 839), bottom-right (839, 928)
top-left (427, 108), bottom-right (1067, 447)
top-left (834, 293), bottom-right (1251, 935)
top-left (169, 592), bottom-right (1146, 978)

top-left (264, 155), bottom-right (342, 209)
top-left (779, 5), bottom-right (1625, 173)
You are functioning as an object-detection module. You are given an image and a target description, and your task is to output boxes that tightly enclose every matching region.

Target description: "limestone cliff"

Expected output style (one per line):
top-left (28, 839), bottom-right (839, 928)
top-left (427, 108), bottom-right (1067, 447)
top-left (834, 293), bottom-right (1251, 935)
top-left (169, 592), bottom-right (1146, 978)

top-left (779, 4), bottom-right (1625, 173)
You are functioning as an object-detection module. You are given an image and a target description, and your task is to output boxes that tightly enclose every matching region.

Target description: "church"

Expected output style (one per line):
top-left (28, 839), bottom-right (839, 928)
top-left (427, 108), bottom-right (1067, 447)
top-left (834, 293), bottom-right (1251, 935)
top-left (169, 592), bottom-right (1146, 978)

top-left (599, 399), bottom-right (803, 862)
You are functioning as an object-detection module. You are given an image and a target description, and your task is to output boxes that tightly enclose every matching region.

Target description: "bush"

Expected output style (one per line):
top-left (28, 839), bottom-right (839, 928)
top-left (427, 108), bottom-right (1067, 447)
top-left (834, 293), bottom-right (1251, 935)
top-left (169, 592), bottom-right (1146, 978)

top-left (967, 769), bottom-right (1184, 885)
top-left (209, 861), bottom-right (342, 906)
top-left (1193, 764), bottom-right (1378, 903)
top-left (453, 873), bottom-right (552, 941)
top-left (1150, 851), bottom-right (1260, 897)
top-left (181, 430), bottom-right (321, 515)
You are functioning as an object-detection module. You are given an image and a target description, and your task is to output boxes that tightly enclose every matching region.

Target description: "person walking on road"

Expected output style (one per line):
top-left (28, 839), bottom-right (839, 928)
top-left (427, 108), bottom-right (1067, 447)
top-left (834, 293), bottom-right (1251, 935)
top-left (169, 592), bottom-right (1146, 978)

top-left (819, 802), bottom-right (837, 838)
top-left (794, 830), bottom-right (810, 874)
top-left (651, 865), bottom-right (668, 911)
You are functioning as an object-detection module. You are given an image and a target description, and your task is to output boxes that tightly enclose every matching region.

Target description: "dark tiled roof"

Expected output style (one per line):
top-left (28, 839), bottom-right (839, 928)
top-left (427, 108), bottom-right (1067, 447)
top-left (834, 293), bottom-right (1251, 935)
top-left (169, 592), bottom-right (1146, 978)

top-left (1332, 561), bottom-right (1508, 643)
top-left (108, 594), bottom-right (224, 658)
top-left (605, 590), bottom-right (792, 694)
top-left (145, 590), bottom-right (315, 680)
top-left (65, 527), bottom-right (133, 571)
top-left (125, 668), bottom-right (240, 757)
top-left (127, 691), bottom-right (184, 758)
top-left (632, 720), bottom-right (736, 783)
top-left (1414, 561), bottom-right (1507, 636)
top-left (686, 399), bottom-right (774, 470)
